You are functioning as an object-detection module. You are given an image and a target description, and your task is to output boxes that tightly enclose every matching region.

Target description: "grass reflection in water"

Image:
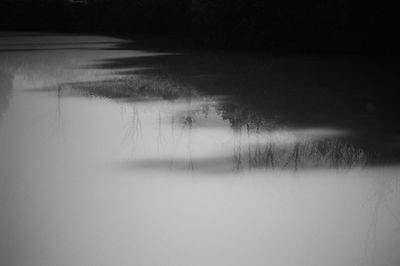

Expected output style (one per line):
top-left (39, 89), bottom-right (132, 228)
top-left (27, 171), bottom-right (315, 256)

top-left (58, 75), bottom-right (370, 172)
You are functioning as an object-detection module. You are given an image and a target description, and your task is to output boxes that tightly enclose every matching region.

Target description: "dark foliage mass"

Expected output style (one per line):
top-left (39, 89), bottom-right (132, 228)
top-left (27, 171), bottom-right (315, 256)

top-left (1, 0), bottom-right (399, 53)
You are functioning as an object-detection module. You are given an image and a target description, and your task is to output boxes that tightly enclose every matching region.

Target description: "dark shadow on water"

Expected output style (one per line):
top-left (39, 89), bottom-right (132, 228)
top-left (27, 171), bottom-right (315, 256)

top-left (84, 37), bottom-right (400, 166)
top-left (118, 156), bottom-right (235, 175)
top-left (82, 37), bottom-right (400, 121)
top-left (117, 136), bottom-right (369, 173)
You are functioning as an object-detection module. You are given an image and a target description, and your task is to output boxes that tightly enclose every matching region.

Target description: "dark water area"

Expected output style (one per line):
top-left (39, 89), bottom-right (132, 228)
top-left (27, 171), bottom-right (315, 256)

top-left (74, 36), bottom-right (400, 166)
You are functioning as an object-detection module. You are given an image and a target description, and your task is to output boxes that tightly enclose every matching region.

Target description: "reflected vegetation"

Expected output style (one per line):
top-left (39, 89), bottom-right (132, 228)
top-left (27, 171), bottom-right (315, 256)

top-left (2, 32), bottom-right (398, 169)
top-left (0, 71), bottom-right (13, 122)
top-left (232, 136), bottom-right (367, 170)
top-left (57, 75), bottom-right (371, 172)
top-left (1, 33), bottom-right (400, 266)
top-left (61, 75), bottom-right (197, 100)
top-left (82, 36), bottom-right (400, 166)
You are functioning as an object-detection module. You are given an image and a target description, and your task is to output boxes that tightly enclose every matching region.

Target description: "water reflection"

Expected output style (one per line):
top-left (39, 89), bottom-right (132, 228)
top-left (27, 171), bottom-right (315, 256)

top-left (362, 172), bottom-right (400, 266)
top-left (55, 77), bottom-right (367, 172)
top-left (0, 31), bottom-right (394, 171)
top-left (1, 33), bottom-right (400, 266)
top-left (82, 36), bottom-right (400, 167)
top-left (0, 71), bottom-right (13, 122)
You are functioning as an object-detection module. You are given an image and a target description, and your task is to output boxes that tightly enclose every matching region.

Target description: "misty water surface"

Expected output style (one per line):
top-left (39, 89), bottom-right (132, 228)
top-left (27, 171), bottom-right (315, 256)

top-left (0, 32), bottom-right (399, 266)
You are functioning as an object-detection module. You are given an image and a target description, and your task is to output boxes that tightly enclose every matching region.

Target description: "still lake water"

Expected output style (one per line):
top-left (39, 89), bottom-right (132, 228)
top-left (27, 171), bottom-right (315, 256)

top-left (1, 32), bottom-right (399, 266)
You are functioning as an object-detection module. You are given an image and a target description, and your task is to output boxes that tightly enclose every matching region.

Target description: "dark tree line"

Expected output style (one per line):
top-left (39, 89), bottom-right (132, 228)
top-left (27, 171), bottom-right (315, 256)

top-left (1, 0), bottom-right (399, 53)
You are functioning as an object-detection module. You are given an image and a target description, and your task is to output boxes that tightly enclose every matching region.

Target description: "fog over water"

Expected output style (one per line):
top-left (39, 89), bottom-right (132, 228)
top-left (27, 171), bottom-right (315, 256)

top-left (0, 33), bottom-right (399, 266)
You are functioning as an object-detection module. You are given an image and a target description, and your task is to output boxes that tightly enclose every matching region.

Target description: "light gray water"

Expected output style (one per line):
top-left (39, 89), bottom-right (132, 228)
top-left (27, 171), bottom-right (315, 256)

top-left (1, 33), bottom-right (399, 266)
